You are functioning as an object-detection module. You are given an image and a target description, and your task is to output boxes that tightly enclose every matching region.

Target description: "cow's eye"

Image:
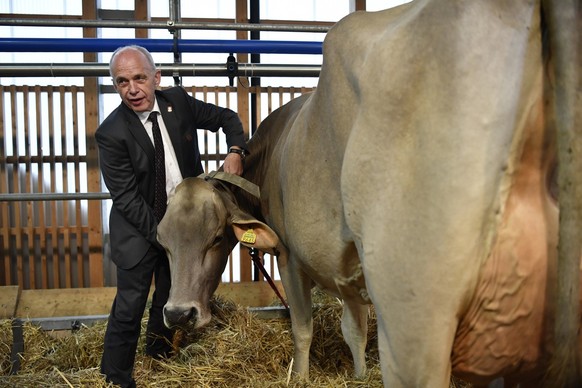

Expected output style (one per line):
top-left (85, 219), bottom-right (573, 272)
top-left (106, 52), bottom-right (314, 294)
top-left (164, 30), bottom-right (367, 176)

top-left (212, 235), bottom-right (224, 246)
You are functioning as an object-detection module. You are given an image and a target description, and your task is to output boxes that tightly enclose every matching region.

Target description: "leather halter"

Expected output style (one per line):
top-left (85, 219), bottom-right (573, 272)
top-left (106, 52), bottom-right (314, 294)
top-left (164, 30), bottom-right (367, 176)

top-left (201, 170), bottom-right (260, 199)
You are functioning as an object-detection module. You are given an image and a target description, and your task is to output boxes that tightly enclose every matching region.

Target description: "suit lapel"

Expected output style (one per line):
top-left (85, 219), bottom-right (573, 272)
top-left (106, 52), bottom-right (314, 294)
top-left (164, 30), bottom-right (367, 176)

top-left (157, 93), bottom-right (184, 167)
top-left (121, 103), bottom-right (155, 162)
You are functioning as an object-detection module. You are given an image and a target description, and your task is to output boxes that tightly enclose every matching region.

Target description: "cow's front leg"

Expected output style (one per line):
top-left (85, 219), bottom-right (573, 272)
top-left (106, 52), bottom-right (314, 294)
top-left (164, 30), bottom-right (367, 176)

top-left (341, 299), bottom-right (368, 378)
top-left (277, 251), bottom-right (314, 379)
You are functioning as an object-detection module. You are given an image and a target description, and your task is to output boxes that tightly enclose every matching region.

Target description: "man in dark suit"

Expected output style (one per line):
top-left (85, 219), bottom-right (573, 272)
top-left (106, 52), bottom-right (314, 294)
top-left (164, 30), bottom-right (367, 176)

top-left (95, 45), bottom-right (247, 388)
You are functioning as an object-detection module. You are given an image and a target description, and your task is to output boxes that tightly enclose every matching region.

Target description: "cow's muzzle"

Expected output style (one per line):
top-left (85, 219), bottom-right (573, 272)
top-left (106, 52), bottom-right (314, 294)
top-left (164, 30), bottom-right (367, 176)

top-left (163, 305), bottom-right (197, 329)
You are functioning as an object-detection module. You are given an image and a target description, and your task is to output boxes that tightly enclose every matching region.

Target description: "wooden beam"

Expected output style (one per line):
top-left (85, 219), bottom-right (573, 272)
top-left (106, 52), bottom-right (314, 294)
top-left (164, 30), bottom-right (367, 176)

top-left (83, 0), bottom-right (104, 287)
top-left (235, 0), bottom-right (250, 140)
top-left (134, 0), bottom-right (148, 39)
top-left (218, 280), bottom-right (286, 307)
top-left (354, 0), bottom-right (366, 11)
top-left (12, 281), bottom-right (286, 318)
top-left (16, 288), bottom-right (116, 318)
top-left (235, 0), bottom-right (254, 283)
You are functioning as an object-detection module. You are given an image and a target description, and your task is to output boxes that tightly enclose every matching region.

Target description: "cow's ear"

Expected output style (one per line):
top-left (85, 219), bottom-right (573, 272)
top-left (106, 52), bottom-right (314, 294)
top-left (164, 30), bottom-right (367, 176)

top-left (230, 214), bottom-right (280, 256)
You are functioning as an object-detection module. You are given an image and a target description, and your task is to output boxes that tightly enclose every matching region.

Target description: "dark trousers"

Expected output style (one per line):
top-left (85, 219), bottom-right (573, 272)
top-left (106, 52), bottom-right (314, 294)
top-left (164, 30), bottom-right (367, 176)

top-left (101, 245), bottom-right (174, 388)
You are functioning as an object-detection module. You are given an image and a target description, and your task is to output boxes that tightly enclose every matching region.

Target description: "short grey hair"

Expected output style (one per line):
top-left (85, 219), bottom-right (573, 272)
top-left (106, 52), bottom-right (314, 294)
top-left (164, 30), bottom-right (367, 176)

top-left (109, 45), bottom-right (157, 78)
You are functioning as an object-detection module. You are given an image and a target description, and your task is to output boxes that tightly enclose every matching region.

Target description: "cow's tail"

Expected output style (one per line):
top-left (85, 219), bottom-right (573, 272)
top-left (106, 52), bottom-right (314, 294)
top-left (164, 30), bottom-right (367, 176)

top-left (542, 0), bottom-right (582, 386)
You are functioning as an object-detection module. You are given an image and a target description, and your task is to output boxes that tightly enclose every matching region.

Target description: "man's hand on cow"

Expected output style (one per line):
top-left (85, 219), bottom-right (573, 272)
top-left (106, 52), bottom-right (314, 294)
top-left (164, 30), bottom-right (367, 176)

top-left (223, 152), bottom-right (244, 176)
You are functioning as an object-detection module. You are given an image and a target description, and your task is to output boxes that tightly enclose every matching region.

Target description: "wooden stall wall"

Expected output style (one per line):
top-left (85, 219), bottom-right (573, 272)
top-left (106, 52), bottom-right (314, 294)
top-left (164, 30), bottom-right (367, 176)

top-left (0, 84), bottom-right (315, 290)
top-left (0, 85), bottom-right (97, 290)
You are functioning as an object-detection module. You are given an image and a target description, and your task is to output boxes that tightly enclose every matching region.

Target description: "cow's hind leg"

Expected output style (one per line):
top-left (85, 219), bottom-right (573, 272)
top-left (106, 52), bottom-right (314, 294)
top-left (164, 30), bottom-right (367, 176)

top-left (277, 251), bottom-right (314, 379)
top-left (340, 299), bottom-right (368, 378)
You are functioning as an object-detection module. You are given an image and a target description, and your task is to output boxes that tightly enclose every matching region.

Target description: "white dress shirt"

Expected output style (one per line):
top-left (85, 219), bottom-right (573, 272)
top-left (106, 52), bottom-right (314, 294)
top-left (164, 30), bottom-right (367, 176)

top-left (137, 99), bottom-right (184, 203)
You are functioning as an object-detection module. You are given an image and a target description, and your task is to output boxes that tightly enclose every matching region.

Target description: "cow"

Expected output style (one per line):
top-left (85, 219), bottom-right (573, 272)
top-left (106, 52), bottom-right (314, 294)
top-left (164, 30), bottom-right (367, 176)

top-left (158, 0), bottom-right (582, 386)
top-left (158, 175), bottom-right (280, 331)
top-left (158, 93), bottom-right (371, 379)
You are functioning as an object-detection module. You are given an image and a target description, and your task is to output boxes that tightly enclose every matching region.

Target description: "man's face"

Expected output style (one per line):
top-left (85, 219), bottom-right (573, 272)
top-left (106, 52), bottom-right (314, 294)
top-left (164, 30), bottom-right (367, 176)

top-left (111, 49), bottom-right (161, 112)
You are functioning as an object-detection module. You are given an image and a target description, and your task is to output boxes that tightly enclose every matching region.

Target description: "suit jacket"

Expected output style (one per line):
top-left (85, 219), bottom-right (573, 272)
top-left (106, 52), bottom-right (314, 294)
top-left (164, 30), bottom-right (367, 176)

top-left (96, 86), bottom-right (246, 269)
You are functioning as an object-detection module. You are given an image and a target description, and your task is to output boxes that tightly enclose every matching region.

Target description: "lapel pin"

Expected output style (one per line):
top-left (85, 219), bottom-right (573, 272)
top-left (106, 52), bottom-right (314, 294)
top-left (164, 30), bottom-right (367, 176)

top-left (167, 105), bottom-right (173, 112)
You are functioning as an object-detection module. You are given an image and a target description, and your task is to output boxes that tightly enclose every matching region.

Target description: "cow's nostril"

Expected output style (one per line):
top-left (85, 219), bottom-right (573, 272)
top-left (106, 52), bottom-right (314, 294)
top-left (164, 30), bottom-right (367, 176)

top-left (163, 306), bottom-right (195, 326)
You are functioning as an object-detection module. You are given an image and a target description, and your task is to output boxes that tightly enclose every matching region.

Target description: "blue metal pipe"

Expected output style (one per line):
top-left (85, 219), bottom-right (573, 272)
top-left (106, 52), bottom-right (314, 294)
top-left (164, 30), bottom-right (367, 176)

top-left (0, 38), bottom-right (322, 54)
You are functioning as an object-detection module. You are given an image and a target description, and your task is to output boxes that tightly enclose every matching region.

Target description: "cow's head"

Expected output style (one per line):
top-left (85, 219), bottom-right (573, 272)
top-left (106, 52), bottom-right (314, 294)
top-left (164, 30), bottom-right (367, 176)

top-left (157, 177), bottom-right (279, 330)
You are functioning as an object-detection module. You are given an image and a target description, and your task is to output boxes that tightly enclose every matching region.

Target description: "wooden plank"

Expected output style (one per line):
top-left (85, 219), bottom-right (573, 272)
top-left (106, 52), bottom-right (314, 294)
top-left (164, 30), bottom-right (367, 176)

top-left (35, 85), bottom-right (49, 289)
top-left (235, 0), bottom-right (250, 138)
top-left (239, 248), bottom-right (253, 283)
top-left (0, 86), bottom-right (11, 286)
top-left (81, 4), bottom-right (104, 287)
top-left (354, 0), bottom-right (367, 11)
top-left (47, 86), bottom-right (60, 288)
top-left (0, 285), bottom-right (21, 318)
top-left (267, 86), bottom-right (273, 115)
top-left (16, 287), bottom-right (117, 318)
top-left (9, 86), bottom-right (25, 289)
top-left (217, 281), bottom-right (286, 307)
top-left (23, 88), bottom-right (36, 289)
top-left (71, 86), bottom-right (84, 288)
top-left (134, 0), bottom-right (148, 39)
top-left (59, 87), bottom-right (72, 289)
top-left (12, 281), bottom-right (286, 318)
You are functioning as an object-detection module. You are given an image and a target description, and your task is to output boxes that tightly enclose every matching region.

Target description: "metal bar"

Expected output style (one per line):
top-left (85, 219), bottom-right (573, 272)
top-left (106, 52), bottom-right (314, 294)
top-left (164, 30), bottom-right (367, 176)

top-left (247, 306), bottom-right (290, 319)
top-left (25, 315), bottom-right (110, 331)
top-left (23, 310), bottom-right (288, 331)
top-left (0, 192), bottom-right (111, 201)
top-left (0, 38), bottom-right (323, 54)
top-left (0, 63), bottom-right (321, 77)
top-left (169, 0), bottom-right (182, 86)
top-left (9, 319), bottom-right (24, 375)
top-left (0, 18), bottom-right (331, 33)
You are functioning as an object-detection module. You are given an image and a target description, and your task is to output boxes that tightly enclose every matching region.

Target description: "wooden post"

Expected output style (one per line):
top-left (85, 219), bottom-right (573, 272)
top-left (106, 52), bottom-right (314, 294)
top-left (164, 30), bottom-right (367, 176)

top-left (235, 0), bottom-right (253, 282)
top-left (235, 0), bottom-right (251, 141)
top-left (134, 0), bottom-right (148, 39)
top-left (542, 0), bottom-right (582, 386)
top-left (82, 0), bottom-right (104, 287)
top-left (0, 86), bottom-right (11, 286)
top-left (352, 0), bottom-right (366, 11)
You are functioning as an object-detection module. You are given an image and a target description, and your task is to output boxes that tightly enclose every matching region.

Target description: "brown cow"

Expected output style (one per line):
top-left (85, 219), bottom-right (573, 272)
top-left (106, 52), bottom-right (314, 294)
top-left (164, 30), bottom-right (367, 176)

top-left (159, 0), bottom-right (582, 386)
top-left (158, 177), bottom-right (279, 330)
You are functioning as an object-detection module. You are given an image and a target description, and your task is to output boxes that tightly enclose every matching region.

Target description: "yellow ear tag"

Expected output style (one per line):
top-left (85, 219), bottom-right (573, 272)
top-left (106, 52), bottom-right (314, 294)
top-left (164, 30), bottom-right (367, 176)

top-left (241, 228), bottom-right (257, 244)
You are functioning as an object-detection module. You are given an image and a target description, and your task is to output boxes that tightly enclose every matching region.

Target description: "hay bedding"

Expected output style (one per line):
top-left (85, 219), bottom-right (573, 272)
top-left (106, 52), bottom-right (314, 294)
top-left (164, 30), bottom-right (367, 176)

top-left (0, 291), bottom-right (470, 387)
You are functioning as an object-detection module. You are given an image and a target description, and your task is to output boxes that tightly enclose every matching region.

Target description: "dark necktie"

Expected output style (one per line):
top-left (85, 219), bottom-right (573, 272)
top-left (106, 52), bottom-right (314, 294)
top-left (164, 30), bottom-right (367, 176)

top-left (150, 112), bottom-right (167, 222)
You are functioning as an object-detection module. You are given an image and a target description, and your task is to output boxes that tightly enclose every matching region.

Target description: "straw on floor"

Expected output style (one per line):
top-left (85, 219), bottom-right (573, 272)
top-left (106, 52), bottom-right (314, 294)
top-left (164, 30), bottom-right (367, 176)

top-left (0, 290), bottom-right (470, 387)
